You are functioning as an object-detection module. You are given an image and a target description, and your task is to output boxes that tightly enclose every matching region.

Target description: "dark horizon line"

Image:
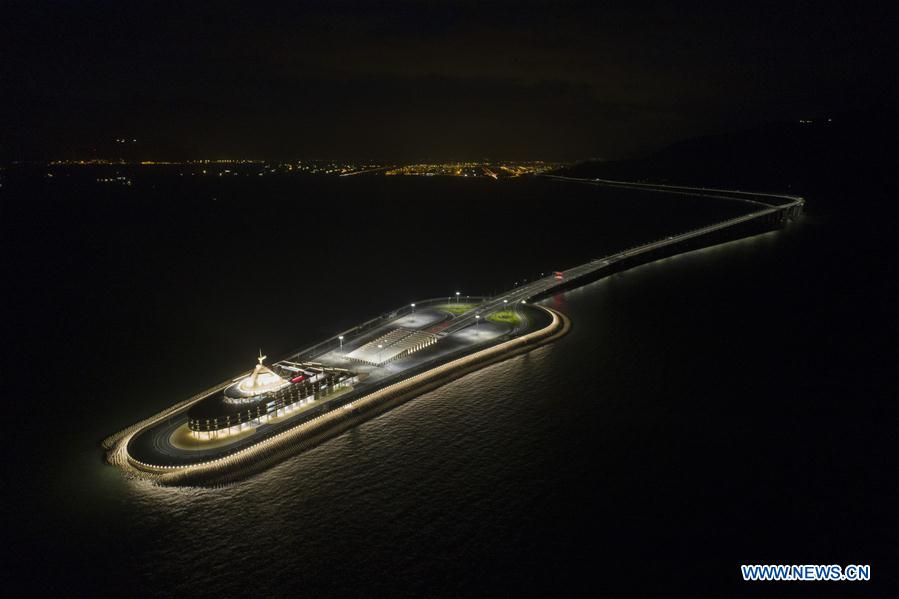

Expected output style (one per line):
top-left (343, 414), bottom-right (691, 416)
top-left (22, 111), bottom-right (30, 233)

top-left (3, 158), bottom-right (580, 166)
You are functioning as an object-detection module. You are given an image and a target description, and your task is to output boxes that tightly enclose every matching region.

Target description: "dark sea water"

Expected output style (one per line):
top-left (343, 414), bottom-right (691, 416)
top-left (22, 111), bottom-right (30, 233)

top-left (2, 175), bottom-right (895, 597)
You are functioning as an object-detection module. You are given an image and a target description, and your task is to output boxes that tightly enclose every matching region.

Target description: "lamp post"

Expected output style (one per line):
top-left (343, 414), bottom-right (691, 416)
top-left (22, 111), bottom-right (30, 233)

top-left (339, 335), bottom-right (344, 350)
top-left (455, 291), bottom-right (460, 303)
top-left (378, 343), bottom-right (383, 365)
top-left (475, 314), bottom-right (480, 334)
top-left (411, 302), bottom-right (416, 314)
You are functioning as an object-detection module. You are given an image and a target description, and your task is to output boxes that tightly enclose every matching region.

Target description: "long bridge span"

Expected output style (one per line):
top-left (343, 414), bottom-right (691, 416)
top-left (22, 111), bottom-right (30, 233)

top-left (438, 175), bottom-right (804, 335)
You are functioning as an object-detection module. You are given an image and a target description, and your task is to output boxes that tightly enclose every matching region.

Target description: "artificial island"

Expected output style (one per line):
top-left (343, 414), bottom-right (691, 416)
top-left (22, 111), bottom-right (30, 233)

top-left (103, 177), bottom-right (804, 486)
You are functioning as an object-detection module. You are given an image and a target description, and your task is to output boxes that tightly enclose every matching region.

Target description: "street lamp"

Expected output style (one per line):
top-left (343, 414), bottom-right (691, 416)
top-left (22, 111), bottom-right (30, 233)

top-left (475, 314), bottom-right (480, 333)
top-left (411, 302), bottom-right (416, 314)
top-left (378, 343), bottom-right (383, 364)
top-left (455, 291), bottom-right (460, 303)
top-left (338, 335), bottom-right (344, 349)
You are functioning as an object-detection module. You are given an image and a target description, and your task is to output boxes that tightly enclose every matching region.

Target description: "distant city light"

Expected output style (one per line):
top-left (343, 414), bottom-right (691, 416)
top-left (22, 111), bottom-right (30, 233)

top-left (42, 159), bottom-right (568, 180)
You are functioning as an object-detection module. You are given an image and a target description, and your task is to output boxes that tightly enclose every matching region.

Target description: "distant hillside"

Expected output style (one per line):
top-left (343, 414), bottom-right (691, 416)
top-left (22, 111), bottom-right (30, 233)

top-left (556, 109), bottom-right (895, 203)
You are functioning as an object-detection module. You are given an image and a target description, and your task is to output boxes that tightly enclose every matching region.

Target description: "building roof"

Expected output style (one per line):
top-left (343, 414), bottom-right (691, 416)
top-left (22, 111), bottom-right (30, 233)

top-left (233, 352), bottom-right (290, 397)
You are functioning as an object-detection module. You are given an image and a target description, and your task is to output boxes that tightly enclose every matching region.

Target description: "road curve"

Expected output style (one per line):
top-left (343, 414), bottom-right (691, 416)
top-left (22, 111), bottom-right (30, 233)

top-left (107, 306), bottom-right (569, 485)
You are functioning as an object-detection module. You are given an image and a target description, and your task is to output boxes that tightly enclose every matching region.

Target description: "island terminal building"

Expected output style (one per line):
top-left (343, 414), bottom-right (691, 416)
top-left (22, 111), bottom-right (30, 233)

top-left (187, 353), bottom-right (356, 439)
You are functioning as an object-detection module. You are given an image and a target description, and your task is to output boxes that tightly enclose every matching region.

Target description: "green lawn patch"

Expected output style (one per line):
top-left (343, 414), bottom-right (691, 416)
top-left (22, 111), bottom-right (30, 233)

top-left (437, 303), bottom-right (479, 315)
top-left (487, 309), bottom-right (521, 326)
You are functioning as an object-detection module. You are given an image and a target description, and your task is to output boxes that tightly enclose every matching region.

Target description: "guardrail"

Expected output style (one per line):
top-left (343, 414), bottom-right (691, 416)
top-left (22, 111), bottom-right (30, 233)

top-left (515, 176), bottom-right (805, 302)
top-left (128, 306), bottom-right (569, 485)
top-left (544, 175), bottom-right (805, 209)
top-left (124, 302), bottom-right (554, 468)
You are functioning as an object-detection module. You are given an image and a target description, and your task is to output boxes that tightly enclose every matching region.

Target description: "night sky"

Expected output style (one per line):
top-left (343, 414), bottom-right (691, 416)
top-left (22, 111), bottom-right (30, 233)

top-left (2, 1), bottom-right (894, 161)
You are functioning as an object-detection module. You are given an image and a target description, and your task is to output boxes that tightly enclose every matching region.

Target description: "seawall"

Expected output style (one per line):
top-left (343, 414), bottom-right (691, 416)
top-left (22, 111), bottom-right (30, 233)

top-left (107, 306), bottom-right (569, 486)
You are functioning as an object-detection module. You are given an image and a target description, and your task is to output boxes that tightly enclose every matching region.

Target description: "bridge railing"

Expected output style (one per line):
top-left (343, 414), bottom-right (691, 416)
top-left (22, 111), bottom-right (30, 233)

top-left (517, 177), bottom-right (805, 303)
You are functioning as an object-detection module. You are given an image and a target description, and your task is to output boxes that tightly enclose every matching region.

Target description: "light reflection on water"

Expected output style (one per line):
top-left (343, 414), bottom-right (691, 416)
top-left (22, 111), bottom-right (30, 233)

top-left (99, 226), bottom-right (789, 595)
top-left (25, 202), bottom-right (887, 597)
